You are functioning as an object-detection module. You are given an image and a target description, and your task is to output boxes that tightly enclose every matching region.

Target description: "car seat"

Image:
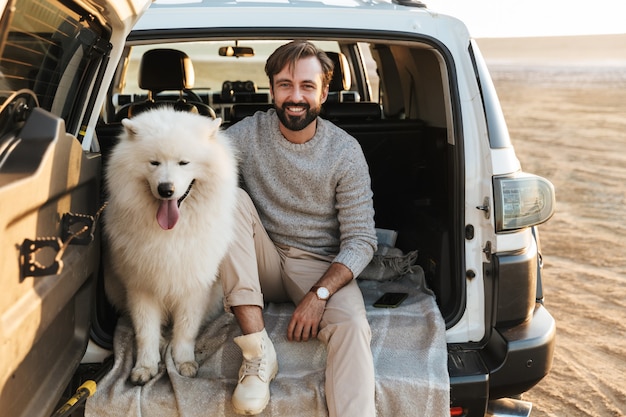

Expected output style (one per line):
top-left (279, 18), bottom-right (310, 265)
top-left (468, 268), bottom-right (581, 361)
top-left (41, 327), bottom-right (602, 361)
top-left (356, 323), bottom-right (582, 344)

top-left (325, 51), bottom-right (360, 103)
top-left (114, 48), bottom-right (216, 121)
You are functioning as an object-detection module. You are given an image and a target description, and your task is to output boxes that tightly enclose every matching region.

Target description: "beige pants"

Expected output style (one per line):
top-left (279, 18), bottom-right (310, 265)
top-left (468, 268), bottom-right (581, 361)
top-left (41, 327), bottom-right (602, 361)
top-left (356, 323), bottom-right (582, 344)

top-left (220, 189), bottom-right (376, 417)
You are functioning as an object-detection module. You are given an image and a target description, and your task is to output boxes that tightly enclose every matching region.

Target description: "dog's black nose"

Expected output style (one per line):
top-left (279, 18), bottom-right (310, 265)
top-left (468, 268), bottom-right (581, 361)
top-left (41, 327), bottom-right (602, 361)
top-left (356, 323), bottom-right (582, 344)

top-left (158, 183), bottom-right (175, 198)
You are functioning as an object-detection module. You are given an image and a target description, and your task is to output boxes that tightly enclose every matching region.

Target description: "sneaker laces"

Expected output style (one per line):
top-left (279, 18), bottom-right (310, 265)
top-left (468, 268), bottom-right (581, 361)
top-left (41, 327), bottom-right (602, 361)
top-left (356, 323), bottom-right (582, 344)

top-left (240, 357), bottom-right (266, 382)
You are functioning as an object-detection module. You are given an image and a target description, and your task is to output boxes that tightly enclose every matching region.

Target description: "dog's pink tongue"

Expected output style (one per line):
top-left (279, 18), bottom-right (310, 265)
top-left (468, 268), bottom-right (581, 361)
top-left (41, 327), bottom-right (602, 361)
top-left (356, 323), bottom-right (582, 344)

top-left (157, 199), bottom-right (179, 230)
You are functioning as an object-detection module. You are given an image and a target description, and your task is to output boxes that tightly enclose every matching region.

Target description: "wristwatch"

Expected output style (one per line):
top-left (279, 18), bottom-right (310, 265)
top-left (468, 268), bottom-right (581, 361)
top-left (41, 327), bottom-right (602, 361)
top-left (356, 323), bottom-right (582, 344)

top-left (310, 286), bottom-right (331, 301)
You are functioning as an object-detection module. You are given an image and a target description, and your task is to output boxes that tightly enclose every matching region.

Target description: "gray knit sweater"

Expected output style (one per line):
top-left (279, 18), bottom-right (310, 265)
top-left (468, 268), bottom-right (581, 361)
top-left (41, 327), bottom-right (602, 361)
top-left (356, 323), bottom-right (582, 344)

top-left (227, 109), bottom-right (377, 277)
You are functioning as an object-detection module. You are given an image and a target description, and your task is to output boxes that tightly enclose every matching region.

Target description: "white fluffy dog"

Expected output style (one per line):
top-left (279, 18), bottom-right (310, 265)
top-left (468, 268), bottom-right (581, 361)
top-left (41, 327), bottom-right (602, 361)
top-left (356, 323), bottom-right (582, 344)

top-left (104, 108), bottom-right (238, 385)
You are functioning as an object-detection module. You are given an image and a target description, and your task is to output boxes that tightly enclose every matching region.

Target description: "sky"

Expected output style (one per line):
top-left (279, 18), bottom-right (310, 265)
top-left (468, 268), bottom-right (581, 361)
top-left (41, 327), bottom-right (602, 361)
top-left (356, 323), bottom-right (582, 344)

top-left (425, 0), bottom-right (626, 38)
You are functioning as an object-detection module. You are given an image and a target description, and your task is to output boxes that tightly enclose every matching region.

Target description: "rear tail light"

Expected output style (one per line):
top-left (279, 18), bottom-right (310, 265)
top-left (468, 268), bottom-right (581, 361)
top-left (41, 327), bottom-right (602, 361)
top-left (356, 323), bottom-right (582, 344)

top-left (450, 406), bottom-right (466, 416)
top-left (494, 173), bottom-right (555, 232)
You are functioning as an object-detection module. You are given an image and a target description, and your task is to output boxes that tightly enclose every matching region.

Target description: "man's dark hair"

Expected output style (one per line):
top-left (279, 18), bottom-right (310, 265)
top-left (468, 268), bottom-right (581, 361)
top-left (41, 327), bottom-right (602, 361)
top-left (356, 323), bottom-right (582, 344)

top-left (265, 40), bottom-right (335, 88)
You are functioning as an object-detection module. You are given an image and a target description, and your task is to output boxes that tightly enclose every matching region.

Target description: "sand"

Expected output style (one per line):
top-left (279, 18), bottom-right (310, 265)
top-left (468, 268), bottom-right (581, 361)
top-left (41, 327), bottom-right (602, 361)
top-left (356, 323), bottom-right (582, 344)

top-left (478, 34), bottom-right (626, 416)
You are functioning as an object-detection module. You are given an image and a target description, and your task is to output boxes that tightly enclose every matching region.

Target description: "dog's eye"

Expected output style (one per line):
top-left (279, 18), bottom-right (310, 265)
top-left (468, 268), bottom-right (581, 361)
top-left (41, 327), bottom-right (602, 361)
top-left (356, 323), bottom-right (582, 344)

top-left (150, 160), bottom-right (160, 166)
top-left (179, 161), bottom-right (190, 166)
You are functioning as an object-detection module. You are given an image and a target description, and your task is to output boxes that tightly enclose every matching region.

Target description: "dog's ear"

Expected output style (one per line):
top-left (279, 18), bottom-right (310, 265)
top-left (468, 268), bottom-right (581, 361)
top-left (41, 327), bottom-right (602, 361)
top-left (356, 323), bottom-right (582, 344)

top-left (121, 118), bottom-right (139, 138)
top-left (205, 117), bottom-right (223, 138)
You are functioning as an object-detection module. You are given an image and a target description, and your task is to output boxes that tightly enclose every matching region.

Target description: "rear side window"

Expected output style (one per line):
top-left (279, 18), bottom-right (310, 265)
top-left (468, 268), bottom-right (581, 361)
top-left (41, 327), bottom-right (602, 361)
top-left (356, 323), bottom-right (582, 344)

top-left (469, 39), bottom-right (512, 149)
top-left (0, 0), bottom-right (111, 139)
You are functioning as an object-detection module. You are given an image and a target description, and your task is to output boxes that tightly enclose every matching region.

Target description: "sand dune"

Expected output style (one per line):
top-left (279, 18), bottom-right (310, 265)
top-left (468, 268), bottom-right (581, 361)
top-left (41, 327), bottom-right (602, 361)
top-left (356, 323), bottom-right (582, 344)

top-left (478, 33), bottom-right (626, 66)
top-left (480, 34), bottom-right (626, 417)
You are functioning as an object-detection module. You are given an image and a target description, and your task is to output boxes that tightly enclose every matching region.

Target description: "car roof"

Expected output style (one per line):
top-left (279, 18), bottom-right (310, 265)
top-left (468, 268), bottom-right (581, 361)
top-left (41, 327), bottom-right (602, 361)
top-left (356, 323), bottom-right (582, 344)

top-left (148, 0), bottom-right (427, 11)
top-left (132, 0), bottom-right (470, 44)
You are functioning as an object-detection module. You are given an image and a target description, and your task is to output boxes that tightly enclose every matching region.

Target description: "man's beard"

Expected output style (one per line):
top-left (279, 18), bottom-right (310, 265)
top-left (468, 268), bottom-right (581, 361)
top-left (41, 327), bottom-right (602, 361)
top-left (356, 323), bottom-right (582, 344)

top-left (275, 102), bottom-right (320, 131)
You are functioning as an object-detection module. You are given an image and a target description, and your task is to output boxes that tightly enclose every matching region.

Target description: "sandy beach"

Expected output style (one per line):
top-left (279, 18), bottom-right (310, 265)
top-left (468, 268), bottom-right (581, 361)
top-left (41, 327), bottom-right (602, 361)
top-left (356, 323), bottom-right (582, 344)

top-left (478, 34), bottom-right (626, 417)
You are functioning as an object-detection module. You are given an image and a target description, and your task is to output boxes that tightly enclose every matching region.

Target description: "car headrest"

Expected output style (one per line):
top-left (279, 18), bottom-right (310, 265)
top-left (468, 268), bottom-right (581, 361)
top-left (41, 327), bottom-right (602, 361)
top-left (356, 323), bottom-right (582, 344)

top-left (326, 51), bottom-right (351, 92)
top-left (229, 103), bottom-right (273, 124)
top-left (321, 102), bottom-right (381, 121)
top-left (138, 49), bottom-right (195, 92)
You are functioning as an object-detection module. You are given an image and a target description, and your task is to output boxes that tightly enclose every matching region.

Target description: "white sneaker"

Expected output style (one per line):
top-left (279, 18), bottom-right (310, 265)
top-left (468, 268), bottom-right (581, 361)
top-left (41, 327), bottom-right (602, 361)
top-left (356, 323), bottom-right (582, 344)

top-left (232, 329), bottom-right (278, 415)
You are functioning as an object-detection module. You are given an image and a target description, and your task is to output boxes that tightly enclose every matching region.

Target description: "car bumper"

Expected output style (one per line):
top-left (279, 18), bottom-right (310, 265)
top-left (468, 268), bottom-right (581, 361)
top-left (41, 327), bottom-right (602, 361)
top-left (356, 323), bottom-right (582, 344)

top-left (449, 304), bottom-right (555, 417)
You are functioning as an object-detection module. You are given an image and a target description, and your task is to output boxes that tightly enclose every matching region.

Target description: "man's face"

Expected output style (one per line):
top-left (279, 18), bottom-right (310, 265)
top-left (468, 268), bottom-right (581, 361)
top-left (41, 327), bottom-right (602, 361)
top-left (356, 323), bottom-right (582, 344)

top-left (271, 56), bottom-right (329, 132)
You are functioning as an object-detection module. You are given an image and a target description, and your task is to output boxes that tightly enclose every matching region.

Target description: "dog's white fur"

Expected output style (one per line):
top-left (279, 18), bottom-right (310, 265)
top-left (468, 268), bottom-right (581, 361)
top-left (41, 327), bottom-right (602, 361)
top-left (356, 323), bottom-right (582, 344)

top-left (104, 108), bottom-right (238, 384)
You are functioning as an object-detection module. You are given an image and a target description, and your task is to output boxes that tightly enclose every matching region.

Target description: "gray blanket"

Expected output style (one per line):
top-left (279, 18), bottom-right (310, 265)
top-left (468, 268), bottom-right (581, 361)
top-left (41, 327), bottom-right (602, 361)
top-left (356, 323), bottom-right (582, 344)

top-left (86, 269), bottom-right (449, 416)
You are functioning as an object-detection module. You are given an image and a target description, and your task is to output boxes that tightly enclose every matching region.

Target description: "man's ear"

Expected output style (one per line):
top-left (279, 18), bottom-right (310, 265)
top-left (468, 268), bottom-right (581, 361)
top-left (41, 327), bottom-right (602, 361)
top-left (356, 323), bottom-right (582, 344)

top-left (320, 84), bottom-right (329, 104)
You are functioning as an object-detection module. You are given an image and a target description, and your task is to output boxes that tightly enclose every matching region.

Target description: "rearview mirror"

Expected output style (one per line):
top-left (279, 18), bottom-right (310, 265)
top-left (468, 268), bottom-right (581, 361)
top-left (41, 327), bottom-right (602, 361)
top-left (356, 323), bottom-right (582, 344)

top-left (219, 46), bottom-right (255, 57)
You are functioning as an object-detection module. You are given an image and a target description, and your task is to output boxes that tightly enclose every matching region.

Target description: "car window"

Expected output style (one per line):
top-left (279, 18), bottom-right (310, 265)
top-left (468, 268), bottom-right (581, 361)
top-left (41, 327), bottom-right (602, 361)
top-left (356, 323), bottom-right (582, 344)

top-left (469, 39), bottom-right (512, 149)
top-left (111, 37), bottom-right (449, 127)
top-left (0, 0), bottom-right (110, 139)
top-left (359, 42), bottom-right (380, 103)
top-left (122, 40), bottom-right (341, 95)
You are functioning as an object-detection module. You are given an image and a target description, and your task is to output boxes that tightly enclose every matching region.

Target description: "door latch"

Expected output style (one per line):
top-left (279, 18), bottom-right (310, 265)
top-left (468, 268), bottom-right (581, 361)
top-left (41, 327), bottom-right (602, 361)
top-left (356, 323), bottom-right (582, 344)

top-left (476, 196), bottom-right (490, 219)
top-left (19, 237), bottom-right (64, 279)
top-left (482, 240), bottom-right (492, 261)
top-left (19, 204), bottom-right (107, 279)
top-left (61, 212), bottom-right (95, 245)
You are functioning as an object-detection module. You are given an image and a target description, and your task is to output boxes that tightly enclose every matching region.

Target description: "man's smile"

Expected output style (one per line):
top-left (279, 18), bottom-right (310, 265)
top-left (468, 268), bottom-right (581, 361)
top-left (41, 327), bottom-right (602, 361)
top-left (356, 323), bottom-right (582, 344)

top-left (284, 104), bottom-right (309, 116)
top-left (286, 106), bottom-right (306, 115)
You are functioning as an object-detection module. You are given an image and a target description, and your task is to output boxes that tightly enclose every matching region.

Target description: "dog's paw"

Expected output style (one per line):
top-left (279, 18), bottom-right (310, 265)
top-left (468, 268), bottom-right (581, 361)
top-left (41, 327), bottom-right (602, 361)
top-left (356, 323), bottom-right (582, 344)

top-left (177, 360), bottom-right (199, 378)
top-left (130, 364), bottom-right (158, 385)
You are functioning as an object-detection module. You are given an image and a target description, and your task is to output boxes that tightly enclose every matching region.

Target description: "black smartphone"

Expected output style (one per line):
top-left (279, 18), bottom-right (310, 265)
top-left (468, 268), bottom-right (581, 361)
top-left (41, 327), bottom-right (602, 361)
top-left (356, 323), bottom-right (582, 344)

top-left (373, 292), bottom-right (408, 308)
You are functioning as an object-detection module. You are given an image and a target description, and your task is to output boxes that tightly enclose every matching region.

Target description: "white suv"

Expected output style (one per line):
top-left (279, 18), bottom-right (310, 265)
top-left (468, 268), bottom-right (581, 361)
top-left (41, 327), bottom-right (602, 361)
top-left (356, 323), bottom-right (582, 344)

top-left (0, 1), bottom-right (555, 416)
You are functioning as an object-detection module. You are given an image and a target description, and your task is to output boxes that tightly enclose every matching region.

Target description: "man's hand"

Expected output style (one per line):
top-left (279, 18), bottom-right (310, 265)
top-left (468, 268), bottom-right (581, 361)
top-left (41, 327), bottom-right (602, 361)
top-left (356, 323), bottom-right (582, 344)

top-left (287, 292), bottom-right (327, 342)
top-left (286, 262), bottom-right (354, 342)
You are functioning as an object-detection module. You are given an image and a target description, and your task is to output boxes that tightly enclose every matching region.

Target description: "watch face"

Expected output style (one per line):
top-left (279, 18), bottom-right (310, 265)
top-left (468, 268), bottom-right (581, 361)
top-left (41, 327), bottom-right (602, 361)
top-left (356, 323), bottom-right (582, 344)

top-left (316, 287), bottom-right (330, 300)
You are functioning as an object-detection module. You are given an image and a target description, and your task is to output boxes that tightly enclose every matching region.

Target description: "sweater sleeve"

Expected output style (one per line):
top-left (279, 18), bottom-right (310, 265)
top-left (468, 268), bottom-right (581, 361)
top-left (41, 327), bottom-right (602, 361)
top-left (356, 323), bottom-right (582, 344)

top-left (332, 141), bottom-right (377, 277)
